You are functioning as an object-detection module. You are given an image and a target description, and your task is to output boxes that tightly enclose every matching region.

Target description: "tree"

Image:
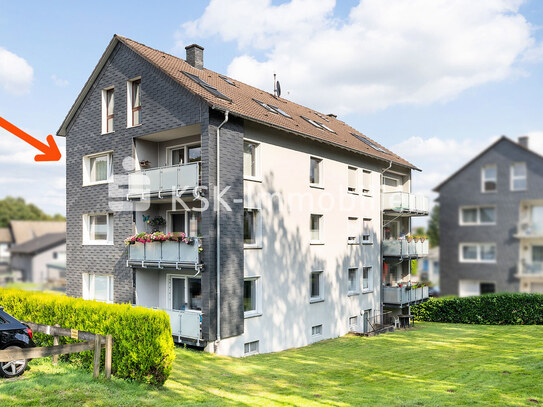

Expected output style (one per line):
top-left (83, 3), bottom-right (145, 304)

top-left (427, 204), bottom-right (439, 248)
top-left (0, 196), bottom-right (65, 228)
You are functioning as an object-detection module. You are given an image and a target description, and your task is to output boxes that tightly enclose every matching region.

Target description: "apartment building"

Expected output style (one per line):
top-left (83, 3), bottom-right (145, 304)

top-left (58, 35), bottom-right (425, 356)
top-left (435, 136), bottom-right (543, 296)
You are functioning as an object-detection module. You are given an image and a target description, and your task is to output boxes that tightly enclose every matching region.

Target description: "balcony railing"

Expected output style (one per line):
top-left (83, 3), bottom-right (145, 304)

top-left (515, 221), bottom-right (543, 239)
top-left (127, 238), bottom-right (201, 269)
top-left (383, 239), bottom-right (429, 258)
top-left (127, 162), bottom-right (200, 199)
top-left (383, 192), bottom-right (429, 215)
top-left (517, 262), bottom-right (543, 277)
top-left (383, 286), bottom-right (429, 306)
top-left (163, 308), bottom-right (202, 343)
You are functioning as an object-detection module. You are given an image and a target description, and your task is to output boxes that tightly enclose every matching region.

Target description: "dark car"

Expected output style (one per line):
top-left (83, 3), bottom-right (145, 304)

top-left (0, 307), bottom-right (35, 378)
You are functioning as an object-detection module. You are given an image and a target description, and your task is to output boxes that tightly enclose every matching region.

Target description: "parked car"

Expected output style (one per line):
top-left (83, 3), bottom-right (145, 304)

top-left (0, 307), bottom-right (35, 378)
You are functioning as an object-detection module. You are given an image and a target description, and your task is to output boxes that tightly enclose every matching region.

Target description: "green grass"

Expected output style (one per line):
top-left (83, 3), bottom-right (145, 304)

top-left (1, 323), bottom-right (542, 406)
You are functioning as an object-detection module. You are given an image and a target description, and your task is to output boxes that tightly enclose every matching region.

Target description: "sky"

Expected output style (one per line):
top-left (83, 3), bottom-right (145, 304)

top-left (1, 0), bottom-right (543, 226)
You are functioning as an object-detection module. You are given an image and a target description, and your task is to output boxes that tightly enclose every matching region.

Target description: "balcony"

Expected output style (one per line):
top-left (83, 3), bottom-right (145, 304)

top-left (383, 239), bottom-right (429, 258)
top-left (164, 308), bottom-right (202, 344)
top-left (383, 285), bottom-right (429, 307)
top-left (515, 221), bottom-right (543, 239)
top-left (127, 238), bottom-right (201, 270)
top-left (517, 262), bottom-right (543, 277)
top-left (383, 192), bottom-right (429, 215)
top-left (127, 162), bottom-right (200, 199)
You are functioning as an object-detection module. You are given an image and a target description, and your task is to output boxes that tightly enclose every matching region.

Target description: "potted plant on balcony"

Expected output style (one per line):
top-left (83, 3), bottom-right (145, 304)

top-left (148, 216), bottom-right (166, 233)
top-left (139, 160), bottom-right (151, 169)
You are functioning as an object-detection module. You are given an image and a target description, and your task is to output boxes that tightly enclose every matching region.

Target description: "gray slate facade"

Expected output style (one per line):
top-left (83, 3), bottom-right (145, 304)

top-left (436, 137), bottom-right (543, 296)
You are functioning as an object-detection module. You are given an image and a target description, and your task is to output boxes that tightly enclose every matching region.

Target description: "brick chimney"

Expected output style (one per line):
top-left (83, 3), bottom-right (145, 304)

top-left (518, 136), bottom-right (529, 149)
top-left (185, 44), bottom-right (204, 70)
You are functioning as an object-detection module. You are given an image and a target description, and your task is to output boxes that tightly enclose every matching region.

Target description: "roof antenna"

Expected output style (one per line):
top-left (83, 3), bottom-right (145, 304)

top-left (274, 73), bottom-right (281, 98)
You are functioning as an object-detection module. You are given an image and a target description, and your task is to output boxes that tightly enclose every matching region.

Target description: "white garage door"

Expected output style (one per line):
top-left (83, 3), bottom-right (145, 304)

top-left (459, 280), bottom-right (480, 297)
top-left (530, 283), bottom-right (543, 293)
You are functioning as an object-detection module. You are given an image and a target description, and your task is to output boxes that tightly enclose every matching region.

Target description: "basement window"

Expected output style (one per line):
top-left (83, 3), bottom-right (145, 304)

top-left (182, 71), bottom-right (231, 101)
top-left (351, 132), bottom-right (387, 153)
top-left (244, 340), bottom-right (259, 355)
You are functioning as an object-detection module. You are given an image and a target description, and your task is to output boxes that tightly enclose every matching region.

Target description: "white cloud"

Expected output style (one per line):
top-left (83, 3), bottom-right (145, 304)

top-left (51, 74), bottom-right (69, 87)
top-left (179, 0), bottom-right (537, 113)
top-left (0, 128), bottom-right (65, 165)
top-left (0, 47), bottom-right (33, 95)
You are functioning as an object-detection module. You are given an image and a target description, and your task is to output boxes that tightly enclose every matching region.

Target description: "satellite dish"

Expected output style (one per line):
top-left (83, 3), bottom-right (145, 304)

top-left (276, 81), bottom-right (281, 98)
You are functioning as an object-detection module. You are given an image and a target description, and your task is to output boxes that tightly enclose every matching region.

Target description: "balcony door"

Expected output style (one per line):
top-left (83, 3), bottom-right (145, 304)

top-left (171, 277), bottom-right (186, 310)
top-left (168, 144), bottom-right (202, 167)
top-left (532, 206), bottom-right (543, 234)
top-left (169, 275), bottom-right (202, 311)
top-left (167, 210), bottom-right (200, 237)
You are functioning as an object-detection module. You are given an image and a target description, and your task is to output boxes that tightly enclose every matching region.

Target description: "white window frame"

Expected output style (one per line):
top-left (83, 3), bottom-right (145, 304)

top-left (347, 267), bottom-right (359, 295)
top-left (347, 217), bottom-right (359, 244)
top-left (101, 86), bottom-right (114, 135)
top-left (166, 274), bottom-right (203, 311)
top-left (510, 162), bottom-right (527, 191)
top-left (362, 169), bottom-right (372, 195)
top-left (310, 214), bottom-right (324, 244)
top-left (243, 139), bottom-right (261, 182)
top-left (126, 77), bottom-right (142, 128)
top-left (165, 142), bottom-right (202, 166)
top-left (82, 213), bottom-right (114, 245)
top-left (309, 156), bottom-right (324, 188)
top-left (348, 166), bottom-right (358, 194)
top-left (244, 207), bottom-right (262, 249)
top-left (362, 266), bottom-right (373, 293)
top-left (82, 151), bottom-right (113, 186)
top-left (310, 270), bottom-right (324, 303)
top-left (362, 218), bottom-right (373, 244)
top-left (459, 243), bottom-right (497, 263)
top-left (243, 276), bottom-right (262, 318)
top-left (244, 340), bottom-right (259, 355)
top-left (481, 164), bottom-right (497, 193)
top-left (459, 206), bottom-right (496, 226)
top-left (349, 316), bottom-right (358, 331)
top-left (165, 210), bottom-right (200, 237)
top-left (82, 273), bottom-right (114, 303)
top-left (311, 324), bottom-right (323, 336)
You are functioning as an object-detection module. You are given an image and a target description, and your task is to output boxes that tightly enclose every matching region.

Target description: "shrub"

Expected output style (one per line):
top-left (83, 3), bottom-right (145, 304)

top-left (0, 288), bottom-right (175, 385)
top-left (412, 293), bottom-right (543, 325)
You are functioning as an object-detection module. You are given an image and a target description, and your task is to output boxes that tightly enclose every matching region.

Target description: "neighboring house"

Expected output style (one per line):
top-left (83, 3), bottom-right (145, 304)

top-left (9, 221), bottom-right (66, 245)
top-left (435, 136), bottom-right (543, 296)
top-left (57, 35), bottom-right (427, 357)
top-left (420, 247), bottom-right (440, 289)
top-left (0, 228), bottom-right (12, 264)
top-left (9, 232), bottom-right (66, 288)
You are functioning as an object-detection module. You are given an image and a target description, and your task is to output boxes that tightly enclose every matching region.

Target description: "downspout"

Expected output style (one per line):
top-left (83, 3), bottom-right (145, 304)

top-left (380, 161), bottom-right (393, 320)
top-left (216, 110), bottom-right (229, 344)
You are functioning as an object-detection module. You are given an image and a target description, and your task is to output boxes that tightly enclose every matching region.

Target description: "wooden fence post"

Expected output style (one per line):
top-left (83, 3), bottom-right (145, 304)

top-left (105, 335), bottom-right (113, 379)
top-left (92, 334), bottom-right (101, 379)
top-left (52, 324), bottom-right (60, 365)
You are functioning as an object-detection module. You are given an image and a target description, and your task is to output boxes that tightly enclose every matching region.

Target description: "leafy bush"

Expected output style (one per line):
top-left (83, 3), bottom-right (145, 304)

top-left (0, 288), bottom-right (175, 385)
top-left (412, 293), bottom-right (543, 325)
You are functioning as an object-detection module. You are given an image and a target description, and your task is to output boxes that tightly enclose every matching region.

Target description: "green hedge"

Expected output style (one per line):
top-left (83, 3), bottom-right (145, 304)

top-left (0, 288), bottom-right (175, 385)
top-left (412, 293), bottom-right (543, 325)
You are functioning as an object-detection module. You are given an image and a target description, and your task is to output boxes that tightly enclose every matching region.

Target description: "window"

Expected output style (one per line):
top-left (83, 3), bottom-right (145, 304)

top-left (348, 268), bottom-right (358, 294)
top-left (311, 325), bottom-right (322, 336)
top-left (102, 88), bottom-right (114, 134)
top-left (310, 157), bottom-right (322, 186)
top-left (310, 271), bottom-right (323, 301)
top-left (348, 166), bottom-right (357, 193)
top-left (243, 278), bottom-right (260, 317)
top-left (362, 170), bottom-right (371, 194)
top-left (243, 141), bottom-right (259, 179)
top-left (349, 316), bottom-right (358, 330)
top-left (82, 274), bottom-right (113, 303)
top-left (460, 243), bottom-right (496, 263)
top-left (362, 266), bottom-right (372, 291)
top-left (362, 218), bottom-right (372, 243)
top-left (460, 206), bottom-right (496, 225)
top-left (182, 71), bottom-right (231, 101)
top-left (348, 217), bottom-right (358, 244)
top-left (351, 133), bottom-right (387, 153)
top-left (383, 176), bottom-right (399, 188)
top-left (253, 99), bottom-right (292, 118)
top-left (244, 340), bottom-right (259, 355)
top-left (310, 214), bottom-right (323, 243)
top-left (511, 163), bottom-right (527, 191)
top-left (83, 214), bottom-right (113, 245)
top-left (482, 165), bottom-right (497, 192)
top-left (480, 283), bottom-right (495, 295)
top-left (169, 276), bottom-right (202, 311)
top-left (533, 246), bottom-right (543, 263)
top-left (168, 144), bottom-right (202, 166)
top-left (83, 152), bottom-right (113, 185)
top-left (244, 209), bottom-right (261, 247)
top-left (127, 78), bottom-right (141, 127)
top-left (219, 75), bottom-right (236, 86)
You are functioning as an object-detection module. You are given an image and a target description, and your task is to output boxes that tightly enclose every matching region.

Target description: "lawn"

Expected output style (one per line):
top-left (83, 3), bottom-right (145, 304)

top-left (1, 323), bottom-right (542, 406)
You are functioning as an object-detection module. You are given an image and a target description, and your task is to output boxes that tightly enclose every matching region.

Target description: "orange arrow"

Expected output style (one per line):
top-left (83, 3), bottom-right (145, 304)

top-left (0, 116), bottom-right (61, 162)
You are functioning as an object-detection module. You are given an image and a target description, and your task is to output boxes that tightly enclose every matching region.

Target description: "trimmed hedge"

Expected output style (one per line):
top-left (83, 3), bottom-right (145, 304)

top-left (412, 293), bottom-right (543, 325)
top-left (0, 288), bottom-right (175, 385)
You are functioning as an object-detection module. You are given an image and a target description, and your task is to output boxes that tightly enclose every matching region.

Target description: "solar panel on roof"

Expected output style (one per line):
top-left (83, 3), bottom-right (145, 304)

top-left (350, 132), bottom-right (388, 154)
top-left (182, 71), bottom-right (232, 101)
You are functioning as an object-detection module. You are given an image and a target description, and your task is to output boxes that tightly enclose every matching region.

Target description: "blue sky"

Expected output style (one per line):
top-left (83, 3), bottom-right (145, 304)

top-left (1, 0), bottom-right (543, 222)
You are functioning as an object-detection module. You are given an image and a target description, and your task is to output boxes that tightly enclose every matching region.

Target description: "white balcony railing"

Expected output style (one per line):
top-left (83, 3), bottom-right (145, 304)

top-left (383, 286), bottom-right (429, 305)
top-left (515, 221), bottom-right (543, 238)
top-left (383, 192), bottom-right (429, 215)
top-left (163, 308), bottom-right (202, 343)
top-left (383, 239), bottom-right (429, 258)
top-left (517, 262), bottom-right (543, 277)
top-left (127, 238), bottom-right (201, 269)
top-left (127, 162), bottom-right (200, 199)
